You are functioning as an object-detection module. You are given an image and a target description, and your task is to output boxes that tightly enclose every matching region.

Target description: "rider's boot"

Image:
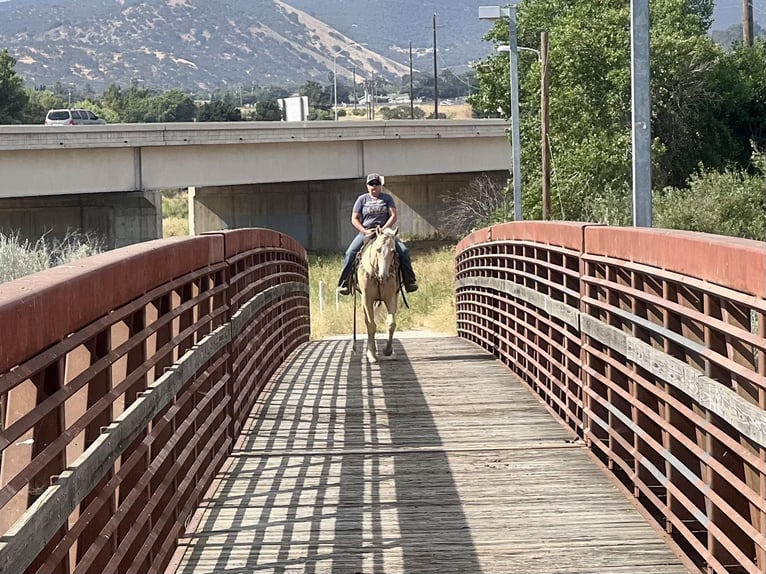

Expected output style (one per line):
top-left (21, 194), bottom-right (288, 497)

top-left (402, 271), bottom-right (418, 293)
top-left (337, 277), bottom-right (351, 296)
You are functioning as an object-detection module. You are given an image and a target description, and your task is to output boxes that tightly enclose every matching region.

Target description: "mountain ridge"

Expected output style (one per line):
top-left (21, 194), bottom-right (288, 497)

top-left (0, 0), bottom-right (755, 93)
top-left (0, 0), bottom-right (486, 92)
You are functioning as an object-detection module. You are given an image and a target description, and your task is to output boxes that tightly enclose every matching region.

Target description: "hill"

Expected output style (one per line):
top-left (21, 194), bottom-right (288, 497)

top-left (0, 0), bottom-right (745, 94)
top-left (0, 0), bottom-right (488, 92)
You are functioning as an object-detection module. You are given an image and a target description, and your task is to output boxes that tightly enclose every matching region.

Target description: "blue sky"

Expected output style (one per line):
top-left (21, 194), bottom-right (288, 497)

top-left (713, 0), bottom-right (766, 28)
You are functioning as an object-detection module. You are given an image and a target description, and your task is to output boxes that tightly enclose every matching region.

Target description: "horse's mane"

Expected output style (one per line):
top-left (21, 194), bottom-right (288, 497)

top-left (359, 227), bottom-right (399, 282)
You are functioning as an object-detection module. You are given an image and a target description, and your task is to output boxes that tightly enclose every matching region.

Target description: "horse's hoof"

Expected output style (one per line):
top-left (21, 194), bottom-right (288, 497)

top-left (383, 346), bottom-right (393, 356)
top-left (366, 352), bottom-right (378, 363)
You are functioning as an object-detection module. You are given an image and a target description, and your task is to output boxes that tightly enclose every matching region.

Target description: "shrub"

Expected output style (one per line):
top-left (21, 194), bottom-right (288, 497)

top-left (0, 231), bottom-right (103, 284)
top-left (439, 174), bottom-right (510, 237)
top-left (654, 152), bottom-right (766, 240)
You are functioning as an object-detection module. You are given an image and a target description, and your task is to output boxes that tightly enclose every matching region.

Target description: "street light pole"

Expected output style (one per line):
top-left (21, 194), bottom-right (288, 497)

top-left (540, 32), bottom-right (550, 220)
top-left (333, 41), bottom-right (364, 121)
top-left (631, 0), bottom-right (652, 227)
top-left (480, 5), bottom-right (522, 221)
top-left (507, 6), bottom-right (522, 221)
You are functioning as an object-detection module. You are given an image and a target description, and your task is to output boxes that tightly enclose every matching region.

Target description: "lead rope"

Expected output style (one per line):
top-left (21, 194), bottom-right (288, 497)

top-left (352, 284), bottom-right (357, 353)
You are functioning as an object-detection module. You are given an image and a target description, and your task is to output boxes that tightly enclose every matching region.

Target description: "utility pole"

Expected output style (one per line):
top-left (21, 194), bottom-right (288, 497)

top-left (540, 31), bottom-right (551, 220)
top-left (508, 6), bottom-right (522, 221)
top-left (433, 13), bottom-right (439, 119)
top-left (371, 75), bottom-right (376, 120)
top-left (365, 79), bottom-right (371, 119)
top-left (352, 67), bottom-right (358, 111)
top-left (631, 0), bottom-right (652, 227)
top-left (743, 0), bottom-right (754, 46)
top-left (478, 5), bottom-right (522, 220)
top-left (409, 41), bottom-right (415, 119)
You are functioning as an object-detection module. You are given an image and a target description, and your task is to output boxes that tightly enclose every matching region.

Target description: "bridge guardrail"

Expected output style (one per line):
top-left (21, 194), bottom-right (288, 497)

top-left (456, 222), bottom-right (766, 574)
top-left (0, 229), bottom-right (309, 574)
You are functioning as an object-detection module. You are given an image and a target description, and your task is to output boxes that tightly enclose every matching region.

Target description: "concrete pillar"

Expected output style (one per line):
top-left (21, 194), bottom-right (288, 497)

top-left (189, 171), bottom-right (509, 251)
top-left (0, 191), bottom-right (162, 250)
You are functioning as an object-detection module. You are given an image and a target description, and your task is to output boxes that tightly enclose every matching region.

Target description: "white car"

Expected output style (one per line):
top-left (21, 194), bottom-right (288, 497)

top-left (45, 109), bottom-right (107, 126)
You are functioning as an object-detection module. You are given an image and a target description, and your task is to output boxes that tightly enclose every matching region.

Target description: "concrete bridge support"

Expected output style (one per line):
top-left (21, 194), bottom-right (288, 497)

top-left (0, 191), bottom-right (162, 249)
top-left (189, 171), bottom-right (509, 251)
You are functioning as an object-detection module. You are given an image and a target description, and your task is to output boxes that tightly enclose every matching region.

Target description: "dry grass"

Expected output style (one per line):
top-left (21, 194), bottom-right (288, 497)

top-left (308, 241), bottom-right (457, 340)
top-left (437, 103), bottom-right (474, 119)
top-left (163, 217), bottom-right (189, 237)
top-left (339, 102), bottom-right (474, 121)
top-left (0, 231), bottom-right (103, 284)
top-left (162, 190), bottom-right (189, 236)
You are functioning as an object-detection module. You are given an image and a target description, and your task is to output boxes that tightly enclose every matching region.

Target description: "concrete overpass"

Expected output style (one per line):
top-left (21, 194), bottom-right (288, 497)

top-left (0, 120), bottom-right (510, 249)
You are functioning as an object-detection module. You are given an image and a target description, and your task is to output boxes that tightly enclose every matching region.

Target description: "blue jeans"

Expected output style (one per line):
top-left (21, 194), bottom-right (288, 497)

top-left (338, 232), bottom-right (416, 287)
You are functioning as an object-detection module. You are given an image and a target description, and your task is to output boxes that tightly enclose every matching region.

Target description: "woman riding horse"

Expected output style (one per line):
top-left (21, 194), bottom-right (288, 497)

top-left (337, 173), bottom-right (418, 295)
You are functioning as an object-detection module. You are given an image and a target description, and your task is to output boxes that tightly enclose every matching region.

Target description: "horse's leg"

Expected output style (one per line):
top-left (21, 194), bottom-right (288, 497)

top-left (363, 296), bottom-right (378, 363)
top-left (382, 292), bottom-right (398, 356)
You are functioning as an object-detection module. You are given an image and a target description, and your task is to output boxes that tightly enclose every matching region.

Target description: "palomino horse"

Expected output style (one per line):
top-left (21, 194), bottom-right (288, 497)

top-left (355, 227), bottom-right (401, 363)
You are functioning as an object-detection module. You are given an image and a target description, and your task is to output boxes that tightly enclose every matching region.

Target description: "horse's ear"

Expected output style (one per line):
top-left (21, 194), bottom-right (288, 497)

top-left (375, 226), bottom-right (382, 235)
top-left (393, 227), bottom-right (399, 235)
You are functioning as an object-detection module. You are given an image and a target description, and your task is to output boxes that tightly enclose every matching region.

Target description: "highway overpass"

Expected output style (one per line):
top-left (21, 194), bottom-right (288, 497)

top-left (0, 120), bottom-right (510, 249)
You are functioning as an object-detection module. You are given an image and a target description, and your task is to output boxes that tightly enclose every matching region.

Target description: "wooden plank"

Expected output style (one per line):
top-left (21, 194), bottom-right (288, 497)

top-left (169, 336), bottom-right (697, 574)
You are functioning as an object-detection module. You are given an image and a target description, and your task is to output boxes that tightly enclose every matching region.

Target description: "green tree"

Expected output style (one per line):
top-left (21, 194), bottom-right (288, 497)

top-left (255, 99), bottom-right (283, 121)
top-left (299, 80), bottom-right (331, 111)
top-left (102, 84), bottom-right (123, 111)
top-left (21, 88), bottom-right (65, 124)
top-left (196, 99), bottom-right (241, 122)
top-left (654, 150), bottom-right (766, 240)
top-left (0, 50), bottom-right (29, 124)
top-left (709, 42), bottom-right (766, 170)
top-left (379, 105), bottom-right (426, 120)
top-left (154, 90), bottom-right (196, 122)
top-left (468, 0), bottom-right (750, 223)
top-left (74, 98), bottom-right (119, 123)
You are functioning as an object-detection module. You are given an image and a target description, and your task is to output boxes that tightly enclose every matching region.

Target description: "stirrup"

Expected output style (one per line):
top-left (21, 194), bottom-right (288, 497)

top-left (404, 281), bottom-right (418, 293)
top-left (337, 285), bottom-right (351, 296)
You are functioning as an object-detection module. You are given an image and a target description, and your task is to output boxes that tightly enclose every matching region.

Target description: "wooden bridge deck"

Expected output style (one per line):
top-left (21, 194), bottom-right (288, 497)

top-left (168, 336), bottom-right (696, 574)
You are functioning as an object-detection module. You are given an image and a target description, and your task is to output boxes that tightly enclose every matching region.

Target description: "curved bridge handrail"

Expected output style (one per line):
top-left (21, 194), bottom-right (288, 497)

top-left (455, 221), bottom-right (766, 574)
top-left (0, 228), bottom-right (310, 574)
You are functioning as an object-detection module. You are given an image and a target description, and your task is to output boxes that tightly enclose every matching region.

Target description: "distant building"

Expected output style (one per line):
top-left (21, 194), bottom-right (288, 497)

top-left (278, 96), bottom-right (309, 122)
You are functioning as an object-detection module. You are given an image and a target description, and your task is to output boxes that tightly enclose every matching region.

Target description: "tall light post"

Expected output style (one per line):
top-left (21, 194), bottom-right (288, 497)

top-left (480, 5), bottom-right (522, 221)
top-left (497, 41), bottom-right (550, 219)
top-left (631, 0), bottom-right (652, 227)
top-left (333, 41), bottom-right (365, 121)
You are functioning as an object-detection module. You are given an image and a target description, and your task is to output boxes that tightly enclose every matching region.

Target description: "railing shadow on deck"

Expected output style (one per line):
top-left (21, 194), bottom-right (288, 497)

top-left (172, 338), bottom-right (482, 573)
top-left (374, 340), bottom-right (483, 572)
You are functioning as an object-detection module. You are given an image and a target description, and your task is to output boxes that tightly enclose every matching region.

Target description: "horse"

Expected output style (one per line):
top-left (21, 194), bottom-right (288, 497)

top-left (354, 227), bottom-right (401, 363)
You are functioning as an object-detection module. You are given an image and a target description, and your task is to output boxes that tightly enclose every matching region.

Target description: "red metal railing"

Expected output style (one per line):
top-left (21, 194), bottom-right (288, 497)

top-left (456, 222), bottom-right (766, 574)
top-left (0, 228), bottom-right (309, 574)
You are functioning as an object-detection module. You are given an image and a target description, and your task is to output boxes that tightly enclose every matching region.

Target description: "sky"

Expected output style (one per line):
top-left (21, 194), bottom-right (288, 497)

top-left (713, 0), bottom-right (766, 29)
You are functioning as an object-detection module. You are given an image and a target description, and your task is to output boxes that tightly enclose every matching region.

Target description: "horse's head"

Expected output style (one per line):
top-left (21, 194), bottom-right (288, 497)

top-left (372, 226), bottom-right (398, 279)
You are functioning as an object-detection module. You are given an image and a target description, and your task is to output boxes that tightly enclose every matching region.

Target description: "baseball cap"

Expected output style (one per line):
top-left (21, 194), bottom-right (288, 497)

top-left (366, 173), bottom-right (383, 184)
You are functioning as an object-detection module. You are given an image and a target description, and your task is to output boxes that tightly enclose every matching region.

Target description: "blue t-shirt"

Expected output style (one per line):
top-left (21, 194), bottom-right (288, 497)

top-left (353, 192), bottom-right (396, 229)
